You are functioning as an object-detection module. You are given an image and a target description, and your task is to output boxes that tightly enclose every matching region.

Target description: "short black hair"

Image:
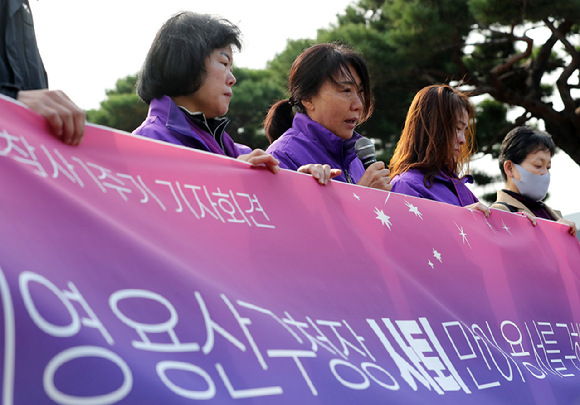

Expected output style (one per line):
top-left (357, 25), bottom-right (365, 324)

top-left (498, 126), bottom-right (555, 181)
top-left (136, 12), bottom-right (241, 104)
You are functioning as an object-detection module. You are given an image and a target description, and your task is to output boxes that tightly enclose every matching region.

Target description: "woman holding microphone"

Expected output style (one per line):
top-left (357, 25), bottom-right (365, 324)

top-left (264, 43), bottom-right (391, 190)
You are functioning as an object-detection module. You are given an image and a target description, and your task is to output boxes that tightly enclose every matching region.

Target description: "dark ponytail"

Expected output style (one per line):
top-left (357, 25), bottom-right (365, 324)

top-left (263, 99), bottom-right (295, 142)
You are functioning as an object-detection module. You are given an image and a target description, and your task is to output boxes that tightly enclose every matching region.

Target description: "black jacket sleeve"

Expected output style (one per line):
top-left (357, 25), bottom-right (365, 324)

top-left (0, 0), bottom-right (48, 99)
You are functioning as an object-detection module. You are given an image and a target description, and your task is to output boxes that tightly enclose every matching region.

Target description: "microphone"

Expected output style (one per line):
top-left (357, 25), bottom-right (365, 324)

top-left (355, 137), bottom-right (377, 169)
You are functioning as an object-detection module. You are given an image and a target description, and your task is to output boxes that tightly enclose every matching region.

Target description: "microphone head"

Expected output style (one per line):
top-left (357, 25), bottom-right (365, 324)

top-left (355, 137), bottom-right (377, 169)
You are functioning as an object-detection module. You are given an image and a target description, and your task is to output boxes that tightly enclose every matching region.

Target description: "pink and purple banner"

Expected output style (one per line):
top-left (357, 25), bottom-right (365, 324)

top-left (1, 95), bottom-right (580, 404)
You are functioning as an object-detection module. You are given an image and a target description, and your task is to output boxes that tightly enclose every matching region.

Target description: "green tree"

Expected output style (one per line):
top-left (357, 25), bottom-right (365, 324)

top-left (265, 38), bottom-right (318, 88)
top-left (86, 75), bottom-right (148, 133)
top-left (311, 0), bottom-right (580, 166)
top-left (227, 67), bottom-right (286, 150)
top-left (88, 0), bottom-right (580, 170)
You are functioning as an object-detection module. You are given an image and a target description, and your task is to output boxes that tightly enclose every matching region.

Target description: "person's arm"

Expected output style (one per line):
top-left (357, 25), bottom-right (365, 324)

top-left (389, 176), bottom-right (425, 198)
top-left (235, 143), bottom-right (252, 155)
top-left (490, 202), bottom-right (536, 225)
top-left (392, 176), bottom-right (490, 216)
top-left (265, 148), bottom-right (298, 172)
top-left (464, 202), bottom-right (490, 218)
top-left (264, 147), bottom-right (341, 184)
top-left (489, 202), bottom-right (511, 212)
top-left (17, 89), bottom-right (85, 145)
top-left (0, 84), bottom-right (20, 99)
top-left (357, 161), bottom-right (392, 191)
top-left (237, 149), bottom-right (280, 174)
top-left (557, 218), bottom-right (577, 237)
top-left (297, 164), bottom-right (342, 185)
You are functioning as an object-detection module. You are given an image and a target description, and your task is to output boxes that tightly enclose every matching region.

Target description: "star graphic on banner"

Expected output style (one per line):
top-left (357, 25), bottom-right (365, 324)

top-left (454, 222), bottom-right (472, 248)
top-left (405, 201), bottom-right (423, 219)
top-left (374, 207), bottom-right (392, 230)
top-left (468, 208), bottom-right (478, 220)
top-left (428, 260), bottom-right (435, 269)
top-left (485, 219), bottom-right (496, 233)
top-left (353, 193), bottom-right (360, 201)
top-left (384, 192), bottom-right (391, 205)
top-left (502, 219), bottom-right (513, 236)
top-left (432, 249), bottom-right (442, 262)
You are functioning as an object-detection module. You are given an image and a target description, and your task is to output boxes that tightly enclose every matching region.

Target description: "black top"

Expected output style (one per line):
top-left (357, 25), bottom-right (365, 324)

top-left (502, 189), bottom-right (555, 220)
top-left (0, 0), bottom-right (48, 98)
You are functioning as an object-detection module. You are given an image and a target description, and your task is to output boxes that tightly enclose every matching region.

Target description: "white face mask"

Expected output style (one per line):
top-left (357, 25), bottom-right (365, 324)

top-left (513, 163), bottom-right (550, 202)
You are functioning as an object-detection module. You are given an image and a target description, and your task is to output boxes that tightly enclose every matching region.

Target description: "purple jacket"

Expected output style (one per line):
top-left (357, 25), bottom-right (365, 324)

top-left (391, 168), bottom-right (478, 207)
top-left (265, 113), bottom-right (365, 184)
top-left (133, 95), bottom-right (250, 157)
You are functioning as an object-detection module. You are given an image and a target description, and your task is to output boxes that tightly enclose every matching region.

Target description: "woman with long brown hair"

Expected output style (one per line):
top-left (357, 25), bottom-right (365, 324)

top-left (389, 84), bottom-right (489, 214)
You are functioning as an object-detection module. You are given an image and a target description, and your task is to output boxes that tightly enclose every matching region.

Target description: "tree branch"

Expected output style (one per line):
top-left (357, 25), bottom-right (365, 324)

top-left (481, 110), bottom-right (531, 154)
top-left (452, 33), bottom-right (479, 86)
top-left (465, 38), bottom-right (511, 47)
top-left (528, 27), bottom-right (560, 96)
top-left (489, 32), bottom-right (533, 76)
top-left (534, 21), bottom-right (569, 70)
top-left (475, 85), bottom-right (564, 123)
top-left (469, 86), bottom-right (496, 97)
top-left (544, 19), bottom-right (580, 59)
top-left (543, 18), bottom-right (580, 116)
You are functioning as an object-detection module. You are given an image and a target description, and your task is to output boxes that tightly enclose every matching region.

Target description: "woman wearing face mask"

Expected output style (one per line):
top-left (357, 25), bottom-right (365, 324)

top-left (264, 43), bottom-right (391, 189)
top-left (388, 84), bottom-right (490, 216)
top-left (490, 126), bottom-right (577, 237)
top-left (133, 12), bottom-right (278, 173)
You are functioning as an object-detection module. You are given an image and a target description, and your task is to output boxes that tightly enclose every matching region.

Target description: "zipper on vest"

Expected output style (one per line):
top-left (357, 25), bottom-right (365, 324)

top-left (344, 168), bottom-right (353, 184)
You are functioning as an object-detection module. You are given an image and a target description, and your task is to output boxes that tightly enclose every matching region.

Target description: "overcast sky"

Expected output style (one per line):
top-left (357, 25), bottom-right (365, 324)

top-left (29, 0), bottom-right (579, 215)
top-left (30, 0), bottom-right (354, 110)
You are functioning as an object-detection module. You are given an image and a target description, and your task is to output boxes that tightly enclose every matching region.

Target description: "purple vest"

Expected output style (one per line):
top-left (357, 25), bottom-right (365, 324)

top-left (266, 113), bottom-right (365, 184)
top-left (391, 168), bottom-right (479, 207)
top-left (133, 95), bottom-right (243, 158)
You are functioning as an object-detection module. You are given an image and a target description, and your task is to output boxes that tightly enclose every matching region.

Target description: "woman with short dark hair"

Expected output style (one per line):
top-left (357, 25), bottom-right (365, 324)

top-left (491, 126), bottom-right (576, 236)
top-left (389, 84), bottom-right (489, 215)
top-left (133, 12), bottom-right (278, 172)
top-left (264, 43), bottom-right (391, 189)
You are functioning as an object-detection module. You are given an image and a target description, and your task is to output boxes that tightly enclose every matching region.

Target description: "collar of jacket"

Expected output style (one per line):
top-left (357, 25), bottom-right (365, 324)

top-left (178, 107), bottom-right (230, 141)
top-left (496, 189), bottom-right (562, 220)
top-left (149, 96), bottom-right (229, 150)
top-left (8, 0), bottom-right (28, 17)
top-left (434, 170), bottom-right (474, 185)
top-left (502, 189), bottom-right (547, 209)
top-left (292, 112), bottom-right (361, 168)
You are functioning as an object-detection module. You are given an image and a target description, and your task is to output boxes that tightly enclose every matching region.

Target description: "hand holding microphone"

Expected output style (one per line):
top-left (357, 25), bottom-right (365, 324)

top-left (355, 137), bottom-right (392, 191)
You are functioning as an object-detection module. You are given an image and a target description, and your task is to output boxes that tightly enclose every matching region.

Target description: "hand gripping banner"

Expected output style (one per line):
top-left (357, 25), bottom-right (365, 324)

top-left (1, 95), bottom-right (580, 404)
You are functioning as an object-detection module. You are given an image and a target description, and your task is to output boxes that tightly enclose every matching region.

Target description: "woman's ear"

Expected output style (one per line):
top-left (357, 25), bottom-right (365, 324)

top-left (301, 98), bottom-right (314, 112)
top-left (504, 160), bottom-right (515, 178)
